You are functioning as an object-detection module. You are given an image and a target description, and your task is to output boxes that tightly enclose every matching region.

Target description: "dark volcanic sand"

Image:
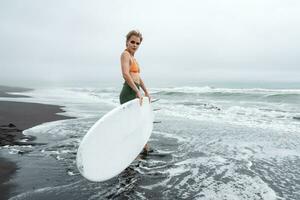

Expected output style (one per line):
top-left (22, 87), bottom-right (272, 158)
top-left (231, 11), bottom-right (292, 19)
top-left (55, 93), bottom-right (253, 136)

top-left (0, 101), bottom-right (73, 131)
top-left (0, 86), bottom-right (75, 200)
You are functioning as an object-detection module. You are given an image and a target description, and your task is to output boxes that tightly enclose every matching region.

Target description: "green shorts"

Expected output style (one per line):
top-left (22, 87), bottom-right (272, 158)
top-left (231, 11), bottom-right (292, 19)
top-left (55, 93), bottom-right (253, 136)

top-left (119, 82), bottom-right (140, 104)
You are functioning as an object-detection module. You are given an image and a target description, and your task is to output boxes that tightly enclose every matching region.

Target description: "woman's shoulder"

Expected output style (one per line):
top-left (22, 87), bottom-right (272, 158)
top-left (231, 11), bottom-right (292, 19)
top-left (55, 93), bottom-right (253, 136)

top-left (120, 51), bottom-right (132, 64)
top-left (121, 50), bottom-right (131, 58)
top-left (122, 50), bottom-right (131, 56)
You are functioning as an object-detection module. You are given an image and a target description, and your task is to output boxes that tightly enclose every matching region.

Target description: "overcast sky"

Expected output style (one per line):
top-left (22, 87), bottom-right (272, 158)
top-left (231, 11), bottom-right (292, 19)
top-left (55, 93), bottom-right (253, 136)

top-left (0, 0), bottom-right (299, 87)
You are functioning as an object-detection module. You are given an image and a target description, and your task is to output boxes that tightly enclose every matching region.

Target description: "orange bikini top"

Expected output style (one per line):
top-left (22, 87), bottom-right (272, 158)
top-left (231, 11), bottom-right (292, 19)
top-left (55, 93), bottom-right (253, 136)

top-left (129, 58), bottom-right (140, 73)
top-left (125, 49), bottom-right (140, 73)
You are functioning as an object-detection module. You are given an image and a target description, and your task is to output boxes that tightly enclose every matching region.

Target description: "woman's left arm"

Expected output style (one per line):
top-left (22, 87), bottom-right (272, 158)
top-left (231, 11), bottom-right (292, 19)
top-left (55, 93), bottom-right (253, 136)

top-left (139, 77), bottom-right (151, 102)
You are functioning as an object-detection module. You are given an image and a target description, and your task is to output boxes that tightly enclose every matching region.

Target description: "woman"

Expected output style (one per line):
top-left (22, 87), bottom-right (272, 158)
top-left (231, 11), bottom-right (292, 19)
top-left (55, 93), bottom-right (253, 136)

top-left (119, 30), bottom-right (151, 153)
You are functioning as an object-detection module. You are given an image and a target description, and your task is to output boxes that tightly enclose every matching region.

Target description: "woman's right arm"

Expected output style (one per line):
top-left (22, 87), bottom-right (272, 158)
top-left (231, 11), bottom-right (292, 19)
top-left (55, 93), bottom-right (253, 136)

top-left (121, 52), bottom-right (143, 103)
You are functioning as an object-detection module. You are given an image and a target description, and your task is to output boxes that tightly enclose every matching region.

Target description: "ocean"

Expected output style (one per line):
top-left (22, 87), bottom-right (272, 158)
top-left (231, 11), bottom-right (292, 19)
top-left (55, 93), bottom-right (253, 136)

top-left (1, 83), bottom-right (300, 200)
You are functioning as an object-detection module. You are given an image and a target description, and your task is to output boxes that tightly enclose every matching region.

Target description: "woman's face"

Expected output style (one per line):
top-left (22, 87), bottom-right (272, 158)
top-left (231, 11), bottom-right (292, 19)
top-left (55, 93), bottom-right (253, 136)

top-left (126, 35), bottom-right (141, 54)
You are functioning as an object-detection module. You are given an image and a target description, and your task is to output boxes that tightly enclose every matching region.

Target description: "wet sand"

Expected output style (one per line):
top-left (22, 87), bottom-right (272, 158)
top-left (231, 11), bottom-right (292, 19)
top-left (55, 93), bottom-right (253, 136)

top-left (0, 86), bottom-right (74, 199)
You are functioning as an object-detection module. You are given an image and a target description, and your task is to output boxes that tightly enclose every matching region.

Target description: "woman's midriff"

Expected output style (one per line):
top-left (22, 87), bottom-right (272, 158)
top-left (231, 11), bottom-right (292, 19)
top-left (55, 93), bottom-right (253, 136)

top-left (130, 72), bottom-right (140, 84)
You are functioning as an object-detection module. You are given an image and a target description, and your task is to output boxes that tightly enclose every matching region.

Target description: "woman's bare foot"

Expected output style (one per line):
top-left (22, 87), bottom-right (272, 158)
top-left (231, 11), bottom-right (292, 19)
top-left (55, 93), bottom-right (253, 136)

top-left (143, 143), bottom-right (150, 152)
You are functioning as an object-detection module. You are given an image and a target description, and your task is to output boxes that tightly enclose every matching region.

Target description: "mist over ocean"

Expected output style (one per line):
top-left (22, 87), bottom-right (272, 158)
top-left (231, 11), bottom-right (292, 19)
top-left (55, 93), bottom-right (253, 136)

top-left (0, 81), bottom-right (299, 200)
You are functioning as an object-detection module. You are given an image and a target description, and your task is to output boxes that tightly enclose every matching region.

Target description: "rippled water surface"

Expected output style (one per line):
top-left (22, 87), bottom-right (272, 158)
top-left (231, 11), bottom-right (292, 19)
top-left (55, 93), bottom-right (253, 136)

top-left (2, 85), bottom-right (300, 200)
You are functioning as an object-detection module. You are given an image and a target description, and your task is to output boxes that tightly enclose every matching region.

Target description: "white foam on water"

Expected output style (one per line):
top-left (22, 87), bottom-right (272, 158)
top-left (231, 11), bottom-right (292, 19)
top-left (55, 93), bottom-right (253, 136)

top-left (198, 175), bottom-right (278, 200)
top-left (149, 115), bottom-right (299, 199)
top-left (152, 86), bottom-right (300, 136)
top-left (0, 145), bottom-right (34, 155)
top-left (2, 86), bottom-right (299, 199)
top-left (21, 117), bottom-right (91, 163)
top-left (2, 87), bottom-right (119, 119)
top-left (152, 130), bottom-right (188, 143)
top-left (8, 181), bottom-right (83, 200)
top-left (152, 86), bottom-right (300, 94)
top-left (3, 86), bottom-right (299, 135)
top-left (158, 153), bottom-right (279, 200)
top-left (157, 99), bottom-right (300, 133)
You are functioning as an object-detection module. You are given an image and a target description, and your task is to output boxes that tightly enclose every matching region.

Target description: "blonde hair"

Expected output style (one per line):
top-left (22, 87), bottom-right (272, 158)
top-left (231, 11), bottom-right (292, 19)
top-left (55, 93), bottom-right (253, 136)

top-left (126, 30), bottom-right (143, 43)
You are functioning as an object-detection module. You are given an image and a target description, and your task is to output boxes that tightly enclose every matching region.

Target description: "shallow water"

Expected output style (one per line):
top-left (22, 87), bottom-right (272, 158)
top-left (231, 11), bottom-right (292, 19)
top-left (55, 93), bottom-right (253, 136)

top-left (2, 85), bottom-right (300, 199)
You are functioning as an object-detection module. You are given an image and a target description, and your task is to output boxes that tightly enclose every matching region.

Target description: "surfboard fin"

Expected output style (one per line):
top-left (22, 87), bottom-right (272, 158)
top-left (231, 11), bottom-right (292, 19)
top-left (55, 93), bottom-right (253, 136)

top-left (151, 99), bottom-right (160, 103)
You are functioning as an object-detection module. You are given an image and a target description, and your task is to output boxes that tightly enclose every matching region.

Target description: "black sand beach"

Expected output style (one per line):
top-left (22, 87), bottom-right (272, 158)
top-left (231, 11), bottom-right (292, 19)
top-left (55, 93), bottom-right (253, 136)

top-left (0, 86), bottom-right (74, 199)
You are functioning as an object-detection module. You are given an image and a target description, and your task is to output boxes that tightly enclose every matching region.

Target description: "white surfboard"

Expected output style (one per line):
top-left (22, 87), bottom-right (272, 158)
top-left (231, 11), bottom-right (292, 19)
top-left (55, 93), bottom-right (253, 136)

top-left (76, 97), bottom-right (154, 182)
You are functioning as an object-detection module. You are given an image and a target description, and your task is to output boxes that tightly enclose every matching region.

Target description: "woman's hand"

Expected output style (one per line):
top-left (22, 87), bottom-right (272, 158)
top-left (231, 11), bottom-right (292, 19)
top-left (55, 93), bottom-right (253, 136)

top-left (145, 92), bottom-right (151, 103)
top-left (137, 91), bottom-right (143, 106)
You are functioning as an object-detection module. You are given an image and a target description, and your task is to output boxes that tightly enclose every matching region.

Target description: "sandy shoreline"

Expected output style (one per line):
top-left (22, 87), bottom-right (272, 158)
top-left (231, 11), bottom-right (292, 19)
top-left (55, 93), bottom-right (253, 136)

top-left (0, 85), bottom-right (75, 199)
